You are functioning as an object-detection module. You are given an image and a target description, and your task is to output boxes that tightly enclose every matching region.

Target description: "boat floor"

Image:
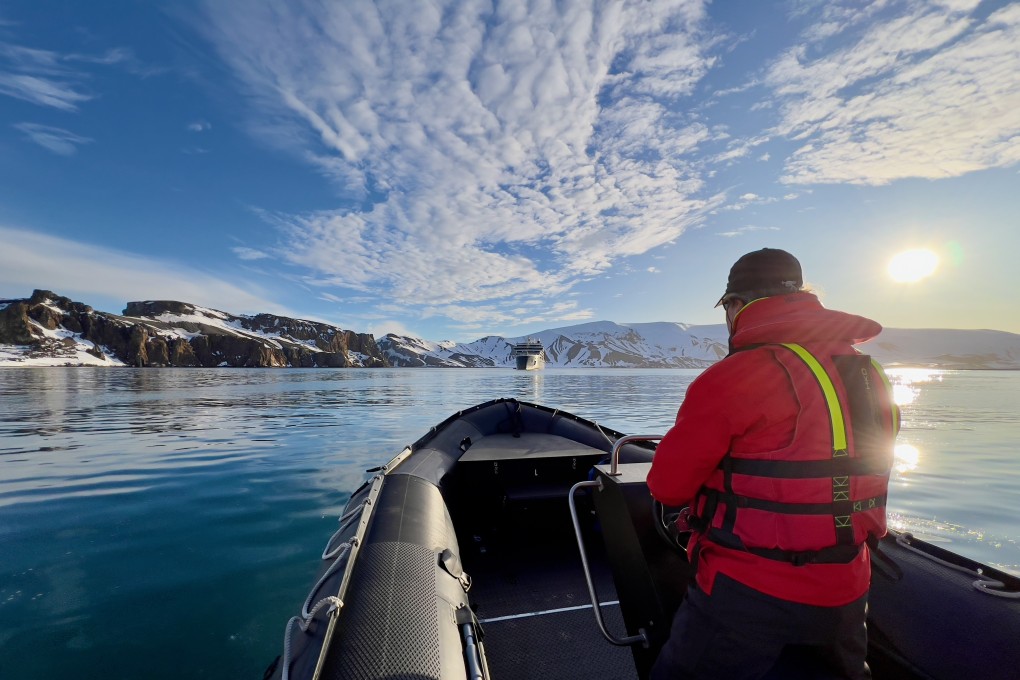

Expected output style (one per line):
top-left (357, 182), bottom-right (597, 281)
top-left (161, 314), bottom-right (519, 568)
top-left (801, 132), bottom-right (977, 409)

top-left (460, 505), bottom-right (639, 679)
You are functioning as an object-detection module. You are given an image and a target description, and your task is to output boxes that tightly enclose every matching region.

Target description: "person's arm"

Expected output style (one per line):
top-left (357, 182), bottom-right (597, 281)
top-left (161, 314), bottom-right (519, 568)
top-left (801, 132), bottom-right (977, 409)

top-left (646, 366), bottom-right (736, 506)
top-left (647, 352), bottom-right (793, 506)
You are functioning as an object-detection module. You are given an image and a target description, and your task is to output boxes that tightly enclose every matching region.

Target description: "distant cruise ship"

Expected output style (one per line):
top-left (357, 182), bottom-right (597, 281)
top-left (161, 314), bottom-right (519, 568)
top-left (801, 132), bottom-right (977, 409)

top-left (510, 339), bottom-right (545, 370)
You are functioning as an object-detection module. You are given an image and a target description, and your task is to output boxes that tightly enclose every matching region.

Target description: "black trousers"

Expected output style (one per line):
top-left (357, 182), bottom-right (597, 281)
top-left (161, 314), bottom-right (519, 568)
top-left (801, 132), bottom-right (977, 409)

top-left (650, 574), bottom-right (870, 680)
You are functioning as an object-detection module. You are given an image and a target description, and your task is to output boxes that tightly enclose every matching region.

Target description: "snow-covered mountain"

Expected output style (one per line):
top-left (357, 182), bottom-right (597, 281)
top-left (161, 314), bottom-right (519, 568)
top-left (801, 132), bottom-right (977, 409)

top-left (378, 321), bottom-right (729, 369)
top-left (0, 290), bottom-right (387, 368)
top-left (379, 320), bottom-right (1020, 370)
top-left (3, 289), bottom-right (1019, 369)
top-left (864, 328), bottom-right (1020, 370)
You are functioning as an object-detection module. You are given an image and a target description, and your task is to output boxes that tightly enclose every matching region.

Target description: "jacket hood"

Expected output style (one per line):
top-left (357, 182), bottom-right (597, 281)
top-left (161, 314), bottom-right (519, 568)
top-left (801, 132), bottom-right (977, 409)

top-left (731, 292), bottom-right (882, 348)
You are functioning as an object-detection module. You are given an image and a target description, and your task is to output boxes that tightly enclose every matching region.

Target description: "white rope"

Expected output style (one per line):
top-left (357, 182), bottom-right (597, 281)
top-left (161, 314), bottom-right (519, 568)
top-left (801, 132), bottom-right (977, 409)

top-left (322, 501), bottom-right (366, 559)
top-left (282, 596), bottom-right (343, 680)
top-left (304, 543), bottom-right (351, 618)
top-left (895, 534), bottom-right (1020, 599)
top-left (280, 509), bottom-right (362, 680)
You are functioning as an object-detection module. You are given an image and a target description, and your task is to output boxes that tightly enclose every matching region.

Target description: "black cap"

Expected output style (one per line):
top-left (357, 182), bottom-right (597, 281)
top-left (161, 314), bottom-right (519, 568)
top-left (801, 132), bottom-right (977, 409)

top-left (715, 248), bottom-right (803, 307)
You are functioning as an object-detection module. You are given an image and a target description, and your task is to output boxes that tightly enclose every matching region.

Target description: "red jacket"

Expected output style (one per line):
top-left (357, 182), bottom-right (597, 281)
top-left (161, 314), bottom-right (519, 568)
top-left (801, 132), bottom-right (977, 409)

top-left (647, 293), bottom-right (898, 606)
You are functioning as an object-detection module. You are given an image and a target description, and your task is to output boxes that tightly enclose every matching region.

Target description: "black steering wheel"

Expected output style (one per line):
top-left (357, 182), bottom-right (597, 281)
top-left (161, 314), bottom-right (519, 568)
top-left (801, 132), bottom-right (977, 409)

top-left (651, 498), bottom-right (691, 554)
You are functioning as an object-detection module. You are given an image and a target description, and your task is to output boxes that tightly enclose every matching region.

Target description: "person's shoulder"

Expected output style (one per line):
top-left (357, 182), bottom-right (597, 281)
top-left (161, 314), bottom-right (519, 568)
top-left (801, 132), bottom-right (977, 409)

top-left (714, 345), bottom-right (780, 369)
top-left (693, 347), bottom-right (776, 384)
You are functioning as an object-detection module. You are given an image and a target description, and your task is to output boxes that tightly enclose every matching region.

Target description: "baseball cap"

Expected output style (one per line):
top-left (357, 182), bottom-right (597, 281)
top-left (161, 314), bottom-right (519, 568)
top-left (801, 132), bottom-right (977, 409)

top-left (715, 248), bottom-right (803, 307)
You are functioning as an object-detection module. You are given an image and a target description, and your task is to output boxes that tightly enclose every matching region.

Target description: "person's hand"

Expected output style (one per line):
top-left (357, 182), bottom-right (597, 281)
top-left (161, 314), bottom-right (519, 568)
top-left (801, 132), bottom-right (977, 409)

top-left (673, 506), bottom-right (693, 533)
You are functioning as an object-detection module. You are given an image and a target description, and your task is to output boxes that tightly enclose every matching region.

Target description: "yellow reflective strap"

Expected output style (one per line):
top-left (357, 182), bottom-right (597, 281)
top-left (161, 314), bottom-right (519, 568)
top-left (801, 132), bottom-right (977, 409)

top-left (780, 343), bottom-right (848, 453)
top-left (870, 359), bottom-right (901, 436)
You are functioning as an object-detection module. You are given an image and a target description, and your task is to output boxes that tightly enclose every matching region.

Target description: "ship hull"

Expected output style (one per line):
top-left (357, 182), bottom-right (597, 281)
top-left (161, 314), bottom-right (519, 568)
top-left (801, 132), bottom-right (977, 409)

top-left (515, 354), bottom-right (545, 370)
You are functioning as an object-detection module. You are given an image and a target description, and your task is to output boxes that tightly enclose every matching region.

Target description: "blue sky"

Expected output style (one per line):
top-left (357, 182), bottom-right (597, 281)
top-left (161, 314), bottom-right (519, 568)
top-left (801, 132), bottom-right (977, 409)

top-left (1, 0), bottom-right (1018, 341)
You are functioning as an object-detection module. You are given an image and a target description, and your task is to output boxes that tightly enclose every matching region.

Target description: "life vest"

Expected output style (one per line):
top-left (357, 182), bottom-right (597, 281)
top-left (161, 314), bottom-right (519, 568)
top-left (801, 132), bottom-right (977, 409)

top-left (693, 343), bottom-right (899, 566)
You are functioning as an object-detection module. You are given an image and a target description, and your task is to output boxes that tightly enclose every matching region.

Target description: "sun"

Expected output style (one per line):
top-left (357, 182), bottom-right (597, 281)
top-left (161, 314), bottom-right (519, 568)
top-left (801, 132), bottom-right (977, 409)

top-left (888, 249), bottom-right (939, 283)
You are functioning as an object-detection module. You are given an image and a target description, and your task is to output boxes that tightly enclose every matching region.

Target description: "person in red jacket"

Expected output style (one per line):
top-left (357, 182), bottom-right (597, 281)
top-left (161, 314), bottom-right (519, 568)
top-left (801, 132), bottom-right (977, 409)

top-left (647, 248), bottom-right (899, 680)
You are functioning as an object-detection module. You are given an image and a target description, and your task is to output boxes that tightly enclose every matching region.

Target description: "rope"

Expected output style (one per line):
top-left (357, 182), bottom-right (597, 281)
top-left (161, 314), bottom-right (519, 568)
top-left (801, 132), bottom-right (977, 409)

top-left (895, 533), bottom-right (1020, 599)
top-left (281, 506), bottom-right (364, 680)
top-left (593, 421), bottom-right (616, 449)
top-left (322, 502), bottom-right (366, 559)
top-left (282, 596), bottom-right (343, 680)
top-left (305, 543), bottom-right (352, 617)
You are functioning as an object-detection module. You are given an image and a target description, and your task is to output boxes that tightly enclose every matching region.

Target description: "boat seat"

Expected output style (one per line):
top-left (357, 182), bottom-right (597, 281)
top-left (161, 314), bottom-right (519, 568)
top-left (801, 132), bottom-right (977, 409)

top-left (459, 432), bottom-right (608, 502)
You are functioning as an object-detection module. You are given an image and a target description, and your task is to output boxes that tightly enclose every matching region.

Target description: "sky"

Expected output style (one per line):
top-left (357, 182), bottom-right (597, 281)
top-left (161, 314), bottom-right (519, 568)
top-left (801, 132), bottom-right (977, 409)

top-left (1, 0), bottom-right (1018, 341)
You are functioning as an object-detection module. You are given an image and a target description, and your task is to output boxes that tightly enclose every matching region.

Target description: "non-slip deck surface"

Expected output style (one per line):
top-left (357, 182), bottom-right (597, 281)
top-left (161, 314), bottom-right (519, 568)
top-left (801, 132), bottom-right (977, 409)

top-left (463, 519), bottom-right (639, 679)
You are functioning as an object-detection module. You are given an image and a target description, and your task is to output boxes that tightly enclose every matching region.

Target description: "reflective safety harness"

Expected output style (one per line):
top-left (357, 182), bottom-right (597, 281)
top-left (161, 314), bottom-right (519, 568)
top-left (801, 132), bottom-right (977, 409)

top-left (692, 343), bottom-right (898, 566)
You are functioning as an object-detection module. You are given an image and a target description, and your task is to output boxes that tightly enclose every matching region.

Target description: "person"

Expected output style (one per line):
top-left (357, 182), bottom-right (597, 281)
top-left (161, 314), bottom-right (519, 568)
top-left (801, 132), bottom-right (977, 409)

top-left (646, 248), bottom-right (900, 680)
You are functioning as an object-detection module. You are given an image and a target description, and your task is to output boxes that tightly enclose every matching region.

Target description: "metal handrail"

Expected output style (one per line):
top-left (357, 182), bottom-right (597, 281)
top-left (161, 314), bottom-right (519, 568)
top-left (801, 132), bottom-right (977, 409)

top-left (568, 478), bottom-right (647, 647)
top-left (608, 434), bottom-right (664, 475)
top-left (567, 433), bottom-right (665, 647)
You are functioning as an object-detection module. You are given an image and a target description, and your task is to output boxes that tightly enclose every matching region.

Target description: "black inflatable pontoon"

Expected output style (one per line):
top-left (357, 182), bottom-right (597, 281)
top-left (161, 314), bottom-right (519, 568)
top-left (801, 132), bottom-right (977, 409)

top-left (267, 398), bottom-right (1020, 680)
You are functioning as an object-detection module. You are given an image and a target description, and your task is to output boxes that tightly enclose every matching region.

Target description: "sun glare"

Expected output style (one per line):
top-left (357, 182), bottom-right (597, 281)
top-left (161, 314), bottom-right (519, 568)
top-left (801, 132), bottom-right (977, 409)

top-left (888, 249), bottom-right (939, 283)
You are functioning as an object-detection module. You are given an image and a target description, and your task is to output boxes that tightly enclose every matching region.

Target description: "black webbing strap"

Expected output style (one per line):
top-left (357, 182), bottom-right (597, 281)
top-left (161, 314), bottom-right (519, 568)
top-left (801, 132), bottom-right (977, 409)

top-left (726, 457), bottom-right (888, 478)
top-left (745, 542), bottom-right (863, 566)
top-left (708, 489), bottom-right (887, 516)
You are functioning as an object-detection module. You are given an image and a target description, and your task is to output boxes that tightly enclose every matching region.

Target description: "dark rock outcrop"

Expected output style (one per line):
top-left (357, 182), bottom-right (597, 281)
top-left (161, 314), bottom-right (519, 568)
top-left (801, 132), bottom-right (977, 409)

top-left (0, 290), bottom-right (390, 368)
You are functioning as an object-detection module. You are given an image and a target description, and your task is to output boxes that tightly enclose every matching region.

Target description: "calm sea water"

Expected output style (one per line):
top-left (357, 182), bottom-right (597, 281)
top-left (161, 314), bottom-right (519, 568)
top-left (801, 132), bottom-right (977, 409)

top-left (1, 367), bottom-right (1017, 679)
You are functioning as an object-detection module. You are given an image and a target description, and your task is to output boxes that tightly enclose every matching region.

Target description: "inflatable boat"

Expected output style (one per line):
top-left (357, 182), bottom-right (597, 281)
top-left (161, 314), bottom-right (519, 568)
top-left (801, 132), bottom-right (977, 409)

top-left (266, 398), bottom-right (1020, 680)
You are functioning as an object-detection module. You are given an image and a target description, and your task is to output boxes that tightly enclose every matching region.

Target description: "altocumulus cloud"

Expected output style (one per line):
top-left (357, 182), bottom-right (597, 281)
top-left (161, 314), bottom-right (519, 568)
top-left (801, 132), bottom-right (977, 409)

top-left (199, 0), bottom-right (723, 324)
top-left (199, 0), bottom-right (1018, 327)
top-left (766, 0), bottom-right (1020, 185)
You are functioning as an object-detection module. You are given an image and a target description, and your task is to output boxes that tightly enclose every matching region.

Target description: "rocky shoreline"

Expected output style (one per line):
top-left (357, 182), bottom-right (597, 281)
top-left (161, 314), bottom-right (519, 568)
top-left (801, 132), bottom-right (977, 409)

top-left (0, 290), bottom-right (388, 368)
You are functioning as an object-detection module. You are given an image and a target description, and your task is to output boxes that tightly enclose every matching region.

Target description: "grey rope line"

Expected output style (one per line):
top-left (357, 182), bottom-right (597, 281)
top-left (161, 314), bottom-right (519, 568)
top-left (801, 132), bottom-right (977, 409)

top-left (593, 421), bottom-right (617, 449)
top-left (282, 596), bottom-right (343, 680)
top-left (281, 538), bottom-right (355, 679)
top-left (322, 501), bottom-right (367, 559)
top-left (281, 500), bottom-right (368, 680)
top-left (305, 543), bottom-right (352, 618)
top-left (895, 533), bottom-right (1020, 599)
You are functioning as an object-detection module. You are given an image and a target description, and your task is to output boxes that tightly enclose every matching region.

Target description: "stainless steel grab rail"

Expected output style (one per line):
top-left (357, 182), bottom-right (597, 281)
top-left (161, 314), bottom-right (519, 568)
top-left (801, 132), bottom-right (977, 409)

top-left (608, 434), bottom-right (664, 476)
top-left (567, 434), bottom-right (663, 647)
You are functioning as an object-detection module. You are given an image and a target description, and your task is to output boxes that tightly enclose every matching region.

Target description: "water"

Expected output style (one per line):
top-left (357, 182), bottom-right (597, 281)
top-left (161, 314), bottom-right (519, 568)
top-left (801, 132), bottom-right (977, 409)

top-left (0, 367), bottom-right (1017, 679)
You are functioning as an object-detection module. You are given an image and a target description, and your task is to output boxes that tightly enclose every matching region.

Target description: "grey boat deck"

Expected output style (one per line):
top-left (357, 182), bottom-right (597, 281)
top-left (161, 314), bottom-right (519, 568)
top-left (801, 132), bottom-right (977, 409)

top-left (461, 503), bottom-right (638, 679)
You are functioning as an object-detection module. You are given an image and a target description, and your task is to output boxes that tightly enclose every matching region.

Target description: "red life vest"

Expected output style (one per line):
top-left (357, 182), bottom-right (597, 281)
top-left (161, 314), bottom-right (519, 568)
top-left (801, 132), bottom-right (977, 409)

top-left (693, 343), bottom-right (899, 565)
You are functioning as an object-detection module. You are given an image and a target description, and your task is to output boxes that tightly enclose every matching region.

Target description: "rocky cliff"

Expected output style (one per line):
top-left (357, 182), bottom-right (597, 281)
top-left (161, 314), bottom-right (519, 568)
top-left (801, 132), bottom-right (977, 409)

top-left (0, 290), bottom-right (388, 368)
top-left (3, 290), bottom-right (1019, 369)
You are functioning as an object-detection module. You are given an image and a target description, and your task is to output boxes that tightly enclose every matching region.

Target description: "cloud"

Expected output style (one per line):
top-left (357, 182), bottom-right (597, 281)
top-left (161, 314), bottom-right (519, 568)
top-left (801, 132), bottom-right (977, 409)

top-left (0, 225), bottom-right (289, 316)
top-left (765, 0), bottom-right (1020, 185)
top-left (0, 41), bottom-right (157, 110)
top-left (367, 320), bottom-right (418, 339)
top-left (65, 47), bottom-right (133, 66)
top-left (718, 192), bottom-right (778, 212)
top-left (188, 120), bottom-right (211, 132)
top-left (13, 122), bottom-right (92, 155)
top-left (187, 0), bottom-right (1016, 333)
top-left (232, 246), bottom-right (269, 260)
top-left (715, 225), bottom-right (780, 238)
top-left (196, 0), bottom-right (721, 326)
top-left (0, 42), bottom-right (92, 110)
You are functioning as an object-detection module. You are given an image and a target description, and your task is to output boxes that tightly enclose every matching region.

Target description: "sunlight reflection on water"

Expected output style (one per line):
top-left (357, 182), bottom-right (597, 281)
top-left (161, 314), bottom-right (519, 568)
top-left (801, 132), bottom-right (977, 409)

top-left (887, 367), bottom-right (944, 406)
top-left (893, 443), bottom-right (920, 474)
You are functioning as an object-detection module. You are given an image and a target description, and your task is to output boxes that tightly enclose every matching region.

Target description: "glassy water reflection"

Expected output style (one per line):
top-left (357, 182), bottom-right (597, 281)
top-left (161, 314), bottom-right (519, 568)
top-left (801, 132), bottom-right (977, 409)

top-left (0, 367), bottom-right (1017, 679)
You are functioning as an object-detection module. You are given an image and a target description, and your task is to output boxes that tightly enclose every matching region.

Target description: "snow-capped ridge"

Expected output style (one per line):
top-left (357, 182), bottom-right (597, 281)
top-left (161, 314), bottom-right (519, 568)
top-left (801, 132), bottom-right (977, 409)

top-left (3, 290), bottom-right (1019, 369)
